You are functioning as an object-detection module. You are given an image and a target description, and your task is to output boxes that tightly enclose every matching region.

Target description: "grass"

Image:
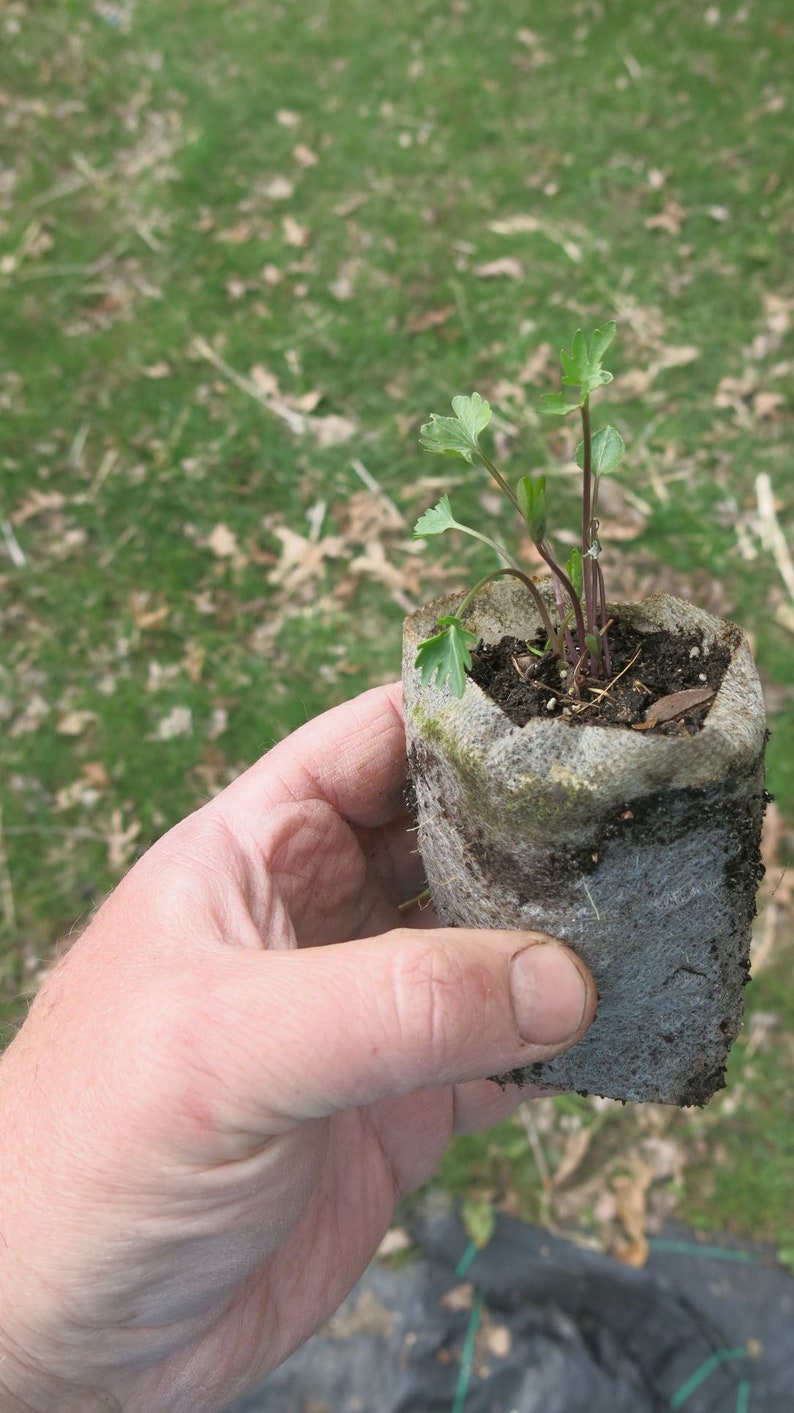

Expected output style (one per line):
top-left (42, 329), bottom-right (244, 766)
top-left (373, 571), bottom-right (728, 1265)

top-left (1, 0), bottom-right (792, 1250)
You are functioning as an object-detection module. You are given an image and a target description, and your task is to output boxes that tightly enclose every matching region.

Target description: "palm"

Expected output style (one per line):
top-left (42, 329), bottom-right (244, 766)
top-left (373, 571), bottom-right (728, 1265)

top-left (0, 687), bottom-right (563, 1413)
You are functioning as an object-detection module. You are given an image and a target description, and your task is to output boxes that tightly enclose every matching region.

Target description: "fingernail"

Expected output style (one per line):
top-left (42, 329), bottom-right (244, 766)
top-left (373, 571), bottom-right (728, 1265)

top-left (509, 942), bottom-right (590, 1047)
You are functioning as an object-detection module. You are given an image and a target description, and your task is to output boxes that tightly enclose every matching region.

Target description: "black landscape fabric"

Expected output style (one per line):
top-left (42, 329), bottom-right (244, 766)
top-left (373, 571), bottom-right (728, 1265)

top-left (224, 1198), bottom-right (793, 1412)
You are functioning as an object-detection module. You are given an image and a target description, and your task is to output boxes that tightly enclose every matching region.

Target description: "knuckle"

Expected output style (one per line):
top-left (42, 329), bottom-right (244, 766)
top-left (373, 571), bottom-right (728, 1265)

top-left (388, 934), bottom-right (485, 1068)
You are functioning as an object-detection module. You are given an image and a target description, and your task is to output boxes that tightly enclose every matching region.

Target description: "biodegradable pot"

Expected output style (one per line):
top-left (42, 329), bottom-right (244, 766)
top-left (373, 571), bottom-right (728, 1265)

top-left (403, 578), bottom-right (767, 1106)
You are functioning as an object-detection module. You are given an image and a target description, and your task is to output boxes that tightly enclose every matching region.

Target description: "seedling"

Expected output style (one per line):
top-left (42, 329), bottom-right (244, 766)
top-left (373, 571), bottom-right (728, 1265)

top-left (413, 321), bottom-right (625, 697)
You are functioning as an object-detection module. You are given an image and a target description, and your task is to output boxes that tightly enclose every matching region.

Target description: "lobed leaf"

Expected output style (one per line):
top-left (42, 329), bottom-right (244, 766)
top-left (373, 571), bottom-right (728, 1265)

top-left (560, 320), bottom-right (616, 400)
top-left (413, 494), bottom-right (457, 538)
top-left (414, 614), bottom-right (478, 697)
top-left (419, 392), bottom-right (492, 464)
top-left (540, 391), bottom-right (579, 417)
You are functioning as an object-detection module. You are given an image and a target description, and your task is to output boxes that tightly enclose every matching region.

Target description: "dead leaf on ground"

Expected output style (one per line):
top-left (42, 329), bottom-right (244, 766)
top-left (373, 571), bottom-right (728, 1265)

top-left (752, 390), bottom-right (786, 419)
top-left (552, 1126), bottom-right (594, 1188)
top-left (152, 705), bottom-right (193, 741)
top-left (308, 412), bottom-right (357, 447)
top-left (282, 214), bottom-right (310, 247)
top-left (406, 303), bottom-right (456, 334)
top-left (325, 1290), bottom-right (394, 1340)
top-left (260, 174), bottom-right (294, 201)
top-left (607, 1158), bottom-right (654, 1267)
top-left (267, 524), bottom-right (347, 596)
top-left (11, 490), bottom-right (66, 525)
top-left (339, 489), bottom-right (404, 541)
top-left (130, 591), bottom-right (170, 630)
top-left (107, 808), bottom-right (141, 873)
top-left (55, 709), bottom-right (98, 737)
top-left (644, 200), bottom-right (687, 235)
top-left (474, 256), bottom-right (524, 280)
top-left (440, 1282), bottom-right (475, 1313)
top-left (215, 220), bottom-right (254, 245)
top-left (203, 522), bottom-right (247, 568)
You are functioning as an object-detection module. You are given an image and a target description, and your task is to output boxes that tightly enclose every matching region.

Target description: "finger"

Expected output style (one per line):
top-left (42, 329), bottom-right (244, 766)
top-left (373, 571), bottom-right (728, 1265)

top-left (188, 928), bottom-right (596, 1137)
top-left (217, 683), bottom-right (407, 832)
top-left (451, 1080), bottom-right (553, 1135)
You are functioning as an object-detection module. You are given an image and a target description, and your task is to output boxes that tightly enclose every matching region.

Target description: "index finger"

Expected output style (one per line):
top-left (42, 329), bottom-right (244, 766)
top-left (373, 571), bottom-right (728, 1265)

top-left (218, 682), bottom-right (408, 830)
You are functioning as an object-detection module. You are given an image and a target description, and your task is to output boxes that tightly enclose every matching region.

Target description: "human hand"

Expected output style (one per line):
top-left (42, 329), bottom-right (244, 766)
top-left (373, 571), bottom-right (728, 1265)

top-left (0, 684), bottom-right (594, 1412)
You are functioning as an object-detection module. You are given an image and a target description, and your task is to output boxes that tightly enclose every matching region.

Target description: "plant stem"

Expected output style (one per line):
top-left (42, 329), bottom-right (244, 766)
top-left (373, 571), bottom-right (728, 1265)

top-left (595, 562), bottom-right (612, 674)
top-left (536, 542), bottom-right (589, 662)
top-left (452, 520), bottom-right (521, 571)
top-left (580, 396), bottom-right (596, 631)
top-left (457, 567), bottom-right (560, 650)
top-left (479, 450), bottom-right (521, 513)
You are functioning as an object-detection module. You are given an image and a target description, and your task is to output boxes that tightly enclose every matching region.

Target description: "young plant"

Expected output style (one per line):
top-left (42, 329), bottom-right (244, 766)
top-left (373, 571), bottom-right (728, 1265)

top-left (413, 321), bottom-right (625, 697)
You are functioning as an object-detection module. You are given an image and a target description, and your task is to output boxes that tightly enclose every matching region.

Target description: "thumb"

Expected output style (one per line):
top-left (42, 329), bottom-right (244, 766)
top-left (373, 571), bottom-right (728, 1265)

top-left (204, 928), bottom-right (596, 1125)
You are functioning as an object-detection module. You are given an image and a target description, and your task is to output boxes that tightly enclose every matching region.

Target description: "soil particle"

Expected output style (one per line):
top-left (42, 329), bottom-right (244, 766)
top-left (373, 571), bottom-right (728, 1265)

top-left (467, 617), bottom-right (733, 732)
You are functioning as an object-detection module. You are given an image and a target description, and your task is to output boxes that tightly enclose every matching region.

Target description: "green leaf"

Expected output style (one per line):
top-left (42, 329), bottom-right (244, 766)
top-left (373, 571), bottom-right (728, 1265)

top-left (516, 474), bottom-right (547, 544)
top-left (413, 494), bottom-right (457, 538)
top-left (414, 615), bottom-right (478, 697)
top-left (419, 392), bottom-right (492, 464)
top-left (540, 391), bottom-right (579, 417)
top-left (575, 424), bottom-right (625, 477)
top-left (566, 546), bottom-right (584, 598)
top-left (560, 320), bottom-right (616, 400)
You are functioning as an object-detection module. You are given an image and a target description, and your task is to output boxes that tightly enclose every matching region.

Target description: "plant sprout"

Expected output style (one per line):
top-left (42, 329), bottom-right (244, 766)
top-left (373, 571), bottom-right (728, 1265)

top-left (413, 321), bottom-right (625, 697)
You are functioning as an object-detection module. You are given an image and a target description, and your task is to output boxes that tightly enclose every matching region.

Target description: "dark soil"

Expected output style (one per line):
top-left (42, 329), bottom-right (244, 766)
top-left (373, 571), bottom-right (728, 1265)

top-left (467, 617), bottom-right (734, 734)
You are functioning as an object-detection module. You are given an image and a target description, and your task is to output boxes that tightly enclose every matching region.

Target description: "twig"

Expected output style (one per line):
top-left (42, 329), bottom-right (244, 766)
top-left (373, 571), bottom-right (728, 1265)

top-left (572, 645), bottom-right (642, 714)
top-left (518, 1102), bottom-right (552, 1192)
top-left (0, 519), bottom-right (26, 568)
top-left (350, 458), bottom-right (403, 524)
top-left (190, 336), bottom-right (306, 434)
top-left (69, 422), bottom-right (91, 470)
top-left (756, 472), bottom-right (794, 605)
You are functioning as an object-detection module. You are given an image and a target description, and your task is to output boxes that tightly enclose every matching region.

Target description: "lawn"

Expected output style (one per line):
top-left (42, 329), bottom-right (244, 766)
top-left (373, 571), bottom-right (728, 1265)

top-left (1, 0), bottom-right (792, 1258)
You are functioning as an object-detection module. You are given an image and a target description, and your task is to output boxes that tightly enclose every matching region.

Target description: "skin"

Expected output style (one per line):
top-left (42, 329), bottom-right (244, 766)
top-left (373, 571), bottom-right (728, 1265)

top-left (0, 684), bottom-right (595, 1412)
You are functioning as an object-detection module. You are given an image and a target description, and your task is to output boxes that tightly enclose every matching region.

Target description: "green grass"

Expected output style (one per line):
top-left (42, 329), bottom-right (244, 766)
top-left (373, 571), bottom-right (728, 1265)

top-left (1, 0), bottom-right (792, 1249)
